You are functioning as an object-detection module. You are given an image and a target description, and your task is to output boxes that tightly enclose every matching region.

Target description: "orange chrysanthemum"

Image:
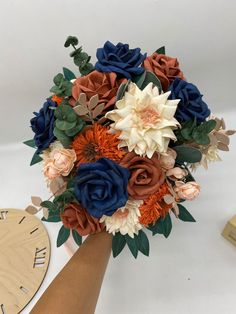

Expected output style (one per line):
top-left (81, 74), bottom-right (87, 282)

top-left (72, 123), bottom-right (126, 166)
top-left (139, 182), bottom-right (172, 226)
top-left (52, 95), bottom-right (63, 105)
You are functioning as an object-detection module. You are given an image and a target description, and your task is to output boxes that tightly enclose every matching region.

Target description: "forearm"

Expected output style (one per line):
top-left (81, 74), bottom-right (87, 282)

top-left (31, 231), bottom-right (112, 314)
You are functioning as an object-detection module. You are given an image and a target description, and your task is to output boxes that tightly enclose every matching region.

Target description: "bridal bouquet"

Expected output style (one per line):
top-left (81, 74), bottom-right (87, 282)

top-left (24, 36), bottom-right (235, 257)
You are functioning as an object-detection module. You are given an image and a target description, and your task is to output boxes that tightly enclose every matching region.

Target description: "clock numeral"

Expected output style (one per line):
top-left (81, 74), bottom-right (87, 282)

top-left (19, 216), bottom-right (26, 224)
top-left (0, 304), bottom-right (6, 314)
top-left (30, 227), bottom-right (39, 235)
top-left (0, 211), bottom-right (8, 220)
top-left (33, 247), bottom-right (47, 268)
top-left (20, 286), bottom-right (29, 294)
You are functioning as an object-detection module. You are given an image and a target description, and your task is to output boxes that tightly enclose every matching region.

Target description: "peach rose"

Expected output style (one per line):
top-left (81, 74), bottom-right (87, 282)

top-left (174, 181), bottom-right (200, 200)
top-left (120, 152), bottom-right (165, 200)
top-left (159, 148), bottom-right (177, 170)
top-left (43, 148), bottom-right (77, 179)
top-left (166, 167), bottom-right (188, 180)
top-left (70, 70), bottom-right (127, 111)
top-left (60, 203), bottom-right (104, 236)
top-left (143, 53), bottom-right (185, 91)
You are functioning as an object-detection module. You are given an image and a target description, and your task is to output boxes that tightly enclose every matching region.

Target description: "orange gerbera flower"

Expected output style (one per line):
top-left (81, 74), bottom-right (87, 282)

top-left (52, 95), bottom-right (63, 105)
top-left (72, 123), bottom-right (126, 166)
top-left (139, 182), bottom-right (172, 226)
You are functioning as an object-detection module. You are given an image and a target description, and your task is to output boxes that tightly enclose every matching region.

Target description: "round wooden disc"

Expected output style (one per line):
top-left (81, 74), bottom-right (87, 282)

top-left (0, 208), bottom-right (50, 314)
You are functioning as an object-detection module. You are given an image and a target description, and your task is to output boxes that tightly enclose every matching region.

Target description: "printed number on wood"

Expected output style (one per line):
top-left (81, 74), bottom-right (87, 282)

top-left (0, 208), bottom-right (50, 314)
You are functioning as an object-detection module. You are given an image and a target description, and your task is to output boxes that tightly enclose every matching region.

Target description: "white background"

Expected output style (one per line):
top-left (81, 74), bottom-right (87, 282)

top-left (0, 0), bottom-right (236, 313)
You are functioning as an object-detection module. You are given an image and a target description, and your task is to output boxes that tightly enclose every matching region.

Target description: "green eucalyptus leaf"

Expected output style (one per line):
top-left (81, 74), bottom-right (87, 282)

top-left (173, 146), bottom-right (202, 164)
top-left (57, 225), bottom-right (70, 247)
top-left (72, 230), bottom-right (82, 245)
top-left (50, 86), bottom-right (62, 95)
top-left (125, 234), bottom-right (138, 258)
top-left (70, 47), bottom-right (83, 57)
top-left (53, 127), bottom-right (72, 148)
top-left (116, 80), bottom-right (130, 101)
top-left (79, 63), bottom-right (94, 76)
top-left (53, 73), bottom-right (64, 86)
top-left (132, 71), bottom-right (146, 88)
top-left (140, 71), bottom-right (162, 92)
top-left (137, 230), bottom-right (149, 256)
top-left (42, 215), bottom-right (61, 223)
top-left (64, 36), bottom-right (78, 48)
top-left (162, 213), bottom-right (172, 238)
top-left (156, 46), bottom-right (165, 54)
top-left (178, 204), bottom-right (196, 222)
top-left (192, 132), bottom-right (210, 145)
top-left (65, 120), bottom-right (84, 137)
top-left (148, 218), bottom-right (164, 235)
top-left (112, 232), bottom-right (126, 258)
top-left (30, 151), bottom-right (43, 166)
top-left (56, 119), bottom-right (77, 131)
top-left (63, 67), bottom-right (76, 81)
top-left (40, 200), bottom-right (56, 211)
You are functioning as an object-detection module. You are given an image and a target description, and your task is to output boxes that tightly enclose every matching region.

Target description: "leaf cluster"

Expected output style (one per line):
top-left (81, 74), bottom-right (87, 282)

top-left (50, 72), bottom-right (73, 97)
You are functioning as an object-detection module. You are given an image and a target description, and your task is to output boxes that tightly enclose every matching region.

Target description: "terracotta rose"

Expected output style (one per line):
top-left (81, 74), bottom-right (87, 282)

top-left (120, 152), bottom-right (165, 200)
top-left (70, 70), bottom-right (127, 110)
top-left (143, 53), bottom-right (185, 91)
top-left (60, 203), bottom-right (104, 236)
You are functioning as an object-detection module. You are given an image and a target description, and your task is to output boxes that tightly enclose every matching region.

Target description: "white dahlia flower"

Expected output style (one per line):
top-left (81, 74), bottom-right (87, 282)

top-left (100, 199), bottom-right (143, 238)
top-left (105, 82), bottom-right (180, 157)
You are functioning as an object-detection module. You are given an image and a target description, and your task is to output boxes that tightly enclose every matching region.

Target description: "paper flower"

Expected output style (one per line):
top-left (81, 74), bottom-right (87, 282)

top-left (174, 181), bottom-right (200, 200)
top-left (61, 203), bottom-right (104, 236)
top-left (72, 123), bottom-right (125, 165)
top-left (169, 78), bottom-right (211, 124)
top-left (106, 82), bottom-right (180, 157)
top-left (70, 70), bottom-right (127, 111)
top-left (143, 52), bottom-right (185, 91)
top-left (100, 198), bottom-right (143, 238)
top-left (74, 158), bottom-right (130, 218)
top-left (30, 99), bottom-right (57, 153)
top-left (95, 41), bottom-right (146, 79)
top-left (120, 152), bottom-right (165, 200)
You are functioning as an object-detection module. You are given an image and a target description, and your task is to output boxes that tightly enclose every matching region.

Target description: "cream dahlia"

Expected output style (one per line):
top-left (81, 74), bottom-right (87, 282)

top-left (100, 198), bottom-right (143, 238)
top-left (105, 82), bottom-right (180, 157)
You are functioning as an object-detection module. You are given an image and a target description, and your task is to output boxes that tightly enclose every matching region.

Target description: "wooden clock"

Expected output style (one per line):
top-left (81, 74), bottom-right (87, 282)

top-left (0, 208), bottom-right (50, 314)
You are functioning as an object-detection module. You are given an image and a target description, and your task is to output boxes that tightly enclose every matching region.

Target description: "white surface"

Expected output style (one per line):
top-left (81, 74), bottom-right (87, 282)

top-left (0, 111), bottom-right (235, 314)
top-left (0, 0), bottom-right (236, 143)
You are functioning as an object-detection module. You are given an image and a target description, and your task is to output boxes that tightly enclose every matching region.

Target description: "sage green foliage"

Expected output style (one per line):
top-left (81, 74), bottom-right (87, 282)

top-left (148, 213), bottom-right (172, 238)
top-left (133, 70), bottom-right (162, 93)
top-left (64, 35), bottom-right (94, 76)
top-left (53, 103), bottom-right (85, 147)
top-left (50, 72), bottom-right (73, 97)
top-left (112, 230), bottom-right (150, 258)
top-left (173, 146), bottom-right (202, 164)
top-left (175, 119), bottom-right (217, 146)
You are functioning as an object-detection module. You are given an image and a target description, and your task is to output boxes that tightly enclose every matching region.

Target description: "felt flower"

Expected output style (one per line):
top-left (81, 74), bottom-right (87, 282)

top-left (174, 181), bottom-right (200, 200)
top-left (143, 53), bottom-right (185, 91)
top-left (159, 148), bottom-right (177, 170)
top-left (61, 203), bottom-right (104, 236)
top-left (166, 167), bottom-right (188, 180)
top-left (70, 70), bottom-right (126, 111)
top-left (139, 183), bottom-right (172, 226)
top-left (30, 99), bottom-right (57, 153)
top-left (74, 158), bottom-right (130, 218)
top-left (52, 95), bottom-right (63, 105)
top-left (100, 198), bottom-right (142, 238)
top-left (72, 123), bottom-right (125, 166)
top-left (168, 78), bottom-right (211, 124)
top-left (106, 82), bottom-right (180, 157)
top-left (43, 148), bottom-right (77, 180)
top-left (95, 41), bottom-right (146, 79)
top-left (120, 152), bottom-right (165, 200)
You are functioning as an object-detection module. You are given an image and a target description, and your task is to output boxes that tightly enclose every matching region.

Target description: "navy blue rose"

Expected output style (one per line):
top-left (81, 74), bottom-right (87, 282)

top-left (95, 41), bottom-right (146, 79)
top-left (74, 158), bottom-right (130, 218)
top-left (30, 99), bottom-right (57, 153)
top-left (169, 78), bottom-right (211, 124)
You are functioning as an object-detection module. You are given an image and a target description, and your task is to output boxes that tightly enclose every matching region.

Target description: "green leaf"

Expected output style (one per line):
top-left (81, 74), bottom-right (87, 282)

top-left (65, 120), bottom-right (84, 137)
top-left (148, 218), bottom-right (164, 235)
top-left (156, 46), bottom-right (165, 54)
top-left (125, 234), bottom-right (138, 258)
top-left (132, 71), bottom-right (146, 88)
top-left (137, 230), bottom-right (149, 256)
top-left (50, 85), bottom-right (62, 95)
top-left (42, 215), bottom-right (61, 222)
top-left (56, 119), bottom-right (77, 131)
top-left (64, 36), bottom-right (79, 48)
top-left (53, 127), bottom-right (72, 148)
top-left (53, 73), bottom-right (64, 86)
top-left (23, 139), bottom-right (35, 148)
top-left (192, 131), bottom-right (210, 145)
top-left (116, 80), bottom-right (130, 101)
top-left (40, 200), bottom-right (56, 211)
top-left (112, 232), bottom-right (126, 257)
top-left (140, 71), bottom-right (162, 92)
top-left (173, 146), bottom-right (202, 164)
top-left (162, 213), bottom-right (172, 238)
top-left (63, 67), bottom-right (76, 81)
top-left (74, 52), bottom-right (89, 67)
top-left (79, 63), bottom-right (94, 76)
top-left (30, 151), bottom-right (43, 166)
top-left (70, 47), bottom-right (82, 57)
top-left (178, 204), bottom-right (196, 222)
top-left (72, 230), bottom-right (82, 246)
top-left (202, 119), bottom-right (216, 133)
top-left (57, 225), bottom-right (70, 247)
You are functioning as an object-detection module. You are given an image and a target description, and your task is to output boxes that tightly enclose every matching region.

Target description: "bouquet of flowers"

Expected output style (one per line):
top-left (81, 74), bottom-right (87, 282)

top-left (24, 36), bottom-right (235, 258)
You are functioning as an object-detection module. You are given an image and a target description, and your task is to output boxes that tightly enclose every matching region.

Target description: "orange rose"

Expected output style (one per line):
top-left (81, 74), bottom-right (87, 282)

top-left (70, 70), bottom-right (127, 111)
top-left (143, 53), bottom-right (185, 91)
top-left (60, 203), bottom-right (104, 236)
